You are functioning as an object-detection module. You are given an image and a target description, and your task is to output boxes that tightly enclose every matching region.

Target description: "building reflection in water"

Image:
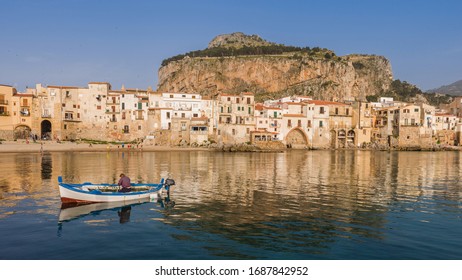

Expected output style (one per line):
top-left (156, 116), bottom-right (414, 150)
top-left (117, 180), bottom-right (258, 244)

top-left (1, 150), bottom-right (462, 257)
top-left (41, 153), bottom-right (52, 180)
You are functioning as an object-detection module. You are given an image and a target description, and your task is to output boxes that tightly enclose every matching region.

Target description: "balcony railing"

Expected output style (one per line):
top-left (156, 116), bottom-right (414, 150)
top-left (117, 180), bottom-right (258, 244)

top-left (0, 100), bottom-right (8, 105)
top-left (0, 111), bottom-right (10, 116)
top-left (105, 110), bottom-right (120, 114)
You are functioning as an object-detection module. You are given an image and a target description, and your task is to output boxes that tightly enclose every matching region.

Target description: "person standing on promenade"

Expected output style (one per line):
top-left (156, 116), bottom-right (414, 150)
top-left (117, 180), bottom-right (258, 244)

top-left (118, 173), bottom-right (131, 192)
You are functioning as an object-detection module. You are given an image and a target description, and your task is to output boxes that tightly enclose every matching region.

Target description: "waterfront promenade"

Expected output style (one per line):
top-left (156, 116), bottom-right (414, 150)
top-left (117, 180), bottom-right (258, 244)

top-left (0, 140), bottom-right (209, 153)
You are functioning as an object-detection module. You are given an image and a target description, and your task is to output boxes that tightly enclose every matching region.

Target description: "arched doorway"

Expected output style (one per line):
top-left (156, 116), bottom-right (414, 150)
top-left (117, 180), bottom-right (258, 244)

top-left (338, 129), bottom-right (346, 148)
top-left (14, 125), bottom-right (31, 140)
top-left (285, 128), bottom-right (308, 148)
top-left (41, 120), bottom-right (52, 140)
top-left (347, 130), bottom-right (355, 147)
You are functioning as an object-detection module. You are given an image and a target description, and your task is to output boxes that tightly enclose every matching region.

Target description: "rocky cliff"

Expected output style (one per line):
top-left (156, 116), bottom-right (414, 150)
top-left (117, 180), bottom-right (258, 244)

top-left (157, 33), bottom-right (394, 101)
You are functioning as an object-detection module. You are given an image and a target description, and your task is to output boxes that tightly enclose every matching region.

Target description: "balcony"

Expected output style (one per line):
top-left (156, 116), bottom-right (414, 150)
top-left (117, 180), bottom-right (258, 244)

top-left (105, 109), bottom-right (120, 114)
top-left (42, 113), bottom-right (52, 118)
top-left (0, 111), bottom-right (10, 116)
top-left (0, 100), bottom-right (8, 105)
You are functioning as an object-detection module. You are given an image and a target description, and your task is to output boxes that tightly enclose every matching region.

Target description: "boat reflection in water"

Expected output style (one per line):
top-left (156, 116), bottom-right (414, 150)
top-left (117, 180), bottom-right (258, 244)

top-left (57, 194), bottom-right (175, 233)
top-left (58, 198), bottom-right (150, 225)
top-left (118, 205), bottom-right (132, 224)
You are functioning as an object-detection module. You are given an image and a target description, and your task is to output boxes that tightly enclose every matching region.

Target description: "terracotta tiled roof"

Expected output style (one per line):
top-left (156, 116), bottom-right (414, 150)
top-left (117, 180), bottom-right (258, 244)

top-left (435, 113), bottom-right (456, 117)
top-left (306, 100), bottom-right (348, 106)
top-left (14, 93), bottom-right (34, 97)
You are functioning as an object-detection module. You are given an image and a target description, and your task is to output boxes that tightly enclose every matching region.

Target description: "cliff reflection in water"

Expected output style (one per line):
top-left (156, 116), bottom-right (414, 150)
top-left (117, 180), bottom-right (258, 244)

top-left (0, 150), bottom-right (461, 258)
top-left (158, 151), bottom-right (462, 257)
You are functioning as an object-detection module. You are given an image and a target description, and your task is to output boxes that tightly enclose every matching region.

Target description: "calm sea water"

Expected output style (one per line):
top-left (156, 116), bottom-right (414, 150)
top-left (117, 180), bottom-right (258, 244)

top-left (0, 150), bottom-right (461, 260)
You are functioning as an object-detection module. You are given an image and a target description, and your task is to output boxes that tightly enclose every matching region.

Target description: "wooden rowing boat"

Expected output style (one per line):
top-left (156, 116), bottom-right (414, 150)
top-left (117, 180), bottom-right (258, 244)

top-left (58, 176), bottom-right (175, 204)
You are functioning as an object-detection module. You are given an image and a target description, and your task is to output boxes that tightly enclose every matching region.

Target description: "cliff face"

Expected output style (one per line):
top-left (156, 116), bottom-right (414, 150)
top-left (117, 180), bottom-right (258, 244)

top-left (157, 33), bottom-right (393, 101)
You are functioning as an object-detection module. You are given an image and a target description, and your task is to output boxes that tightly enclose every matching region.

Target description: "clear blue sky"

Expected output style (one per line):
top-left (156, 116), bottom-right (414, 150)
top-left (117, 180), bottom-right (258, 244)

top-left (1, 0), bottom-right (461, 92)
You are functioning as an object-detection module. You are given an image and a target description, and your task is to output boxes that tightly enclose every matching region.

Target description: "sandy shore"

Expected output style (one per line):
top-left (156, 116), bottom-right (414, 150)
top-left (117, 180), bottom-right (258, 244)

top-left (0, 140), bottom-right (211, 153)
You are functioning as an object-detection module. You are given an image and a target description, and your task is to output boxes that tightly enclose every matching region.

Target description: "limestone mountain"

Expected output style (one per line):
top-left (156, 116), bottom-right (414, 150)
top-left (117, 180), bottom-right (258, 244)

top-left (208, 32), bottom-right (275, 49)
top-left (428, 80), bottom-right (462, 96)
top-left (157, 32), bottom-right (394, 102)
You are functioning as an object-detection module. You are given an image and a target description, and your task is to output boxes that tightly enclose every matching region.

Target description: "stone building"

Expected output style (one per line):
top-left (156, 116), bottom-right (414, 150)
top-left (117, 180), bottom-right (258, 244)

top-left (217, 93), bottom-right (255, 144)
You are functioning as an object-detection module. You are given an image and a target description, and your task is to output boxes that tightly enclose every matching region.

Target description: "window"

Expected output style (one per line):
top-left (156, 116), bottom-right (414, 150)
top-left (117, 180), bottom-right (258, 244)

top-left (319, 120), bottom-right (323, 127)
top-left (288, 119), bottom-right (292, 127)
top-left (64, 124), bottom-right (67, 129)
top-left (97, 105), bottom-right (101, 110)
top-left (298, 120), bottom-right (302, 127)
top-left (414, 108), bottom-right (419, 112)
top-left (123, 125), bottom-right (129, 133)
top-left (138, 125), bottom-right (142, 131)
top-left (335, 108), bottom-right (338, 115)
top-left (166, 112), bottom-right (170, 119)
top-left (346, 109), bottom-right (349, 115)
top-left (247, 98), bottom-right (251, 104)
top-left (307, 120), bottom-right (312, 128)
top-left (320, 107), bottom-right (325, 114)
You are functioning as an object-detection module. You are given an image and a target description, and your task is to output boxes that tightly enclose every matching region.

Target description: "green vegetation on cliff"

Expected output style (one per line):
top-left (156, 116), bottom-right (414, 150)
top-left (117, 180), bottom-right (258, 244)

top-left (161, 45), bottom-right (336, 67)
top-left (366, 79), bottom-right (452, 106)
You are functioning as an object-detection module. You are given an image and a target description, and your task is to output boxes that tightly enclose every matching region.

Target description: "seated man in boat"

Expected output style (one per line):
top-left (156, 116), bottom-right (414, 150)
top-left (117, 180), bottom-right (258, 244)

top-left (118, 173), bottom-right (131, 192)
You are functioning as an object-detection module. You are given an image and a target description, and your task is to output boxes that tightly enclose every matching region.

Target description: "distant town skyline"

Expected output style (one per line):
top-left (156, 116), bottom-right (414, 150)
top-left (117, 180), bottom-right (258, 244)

top-left (1, 0), bottom-right (461, 92)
